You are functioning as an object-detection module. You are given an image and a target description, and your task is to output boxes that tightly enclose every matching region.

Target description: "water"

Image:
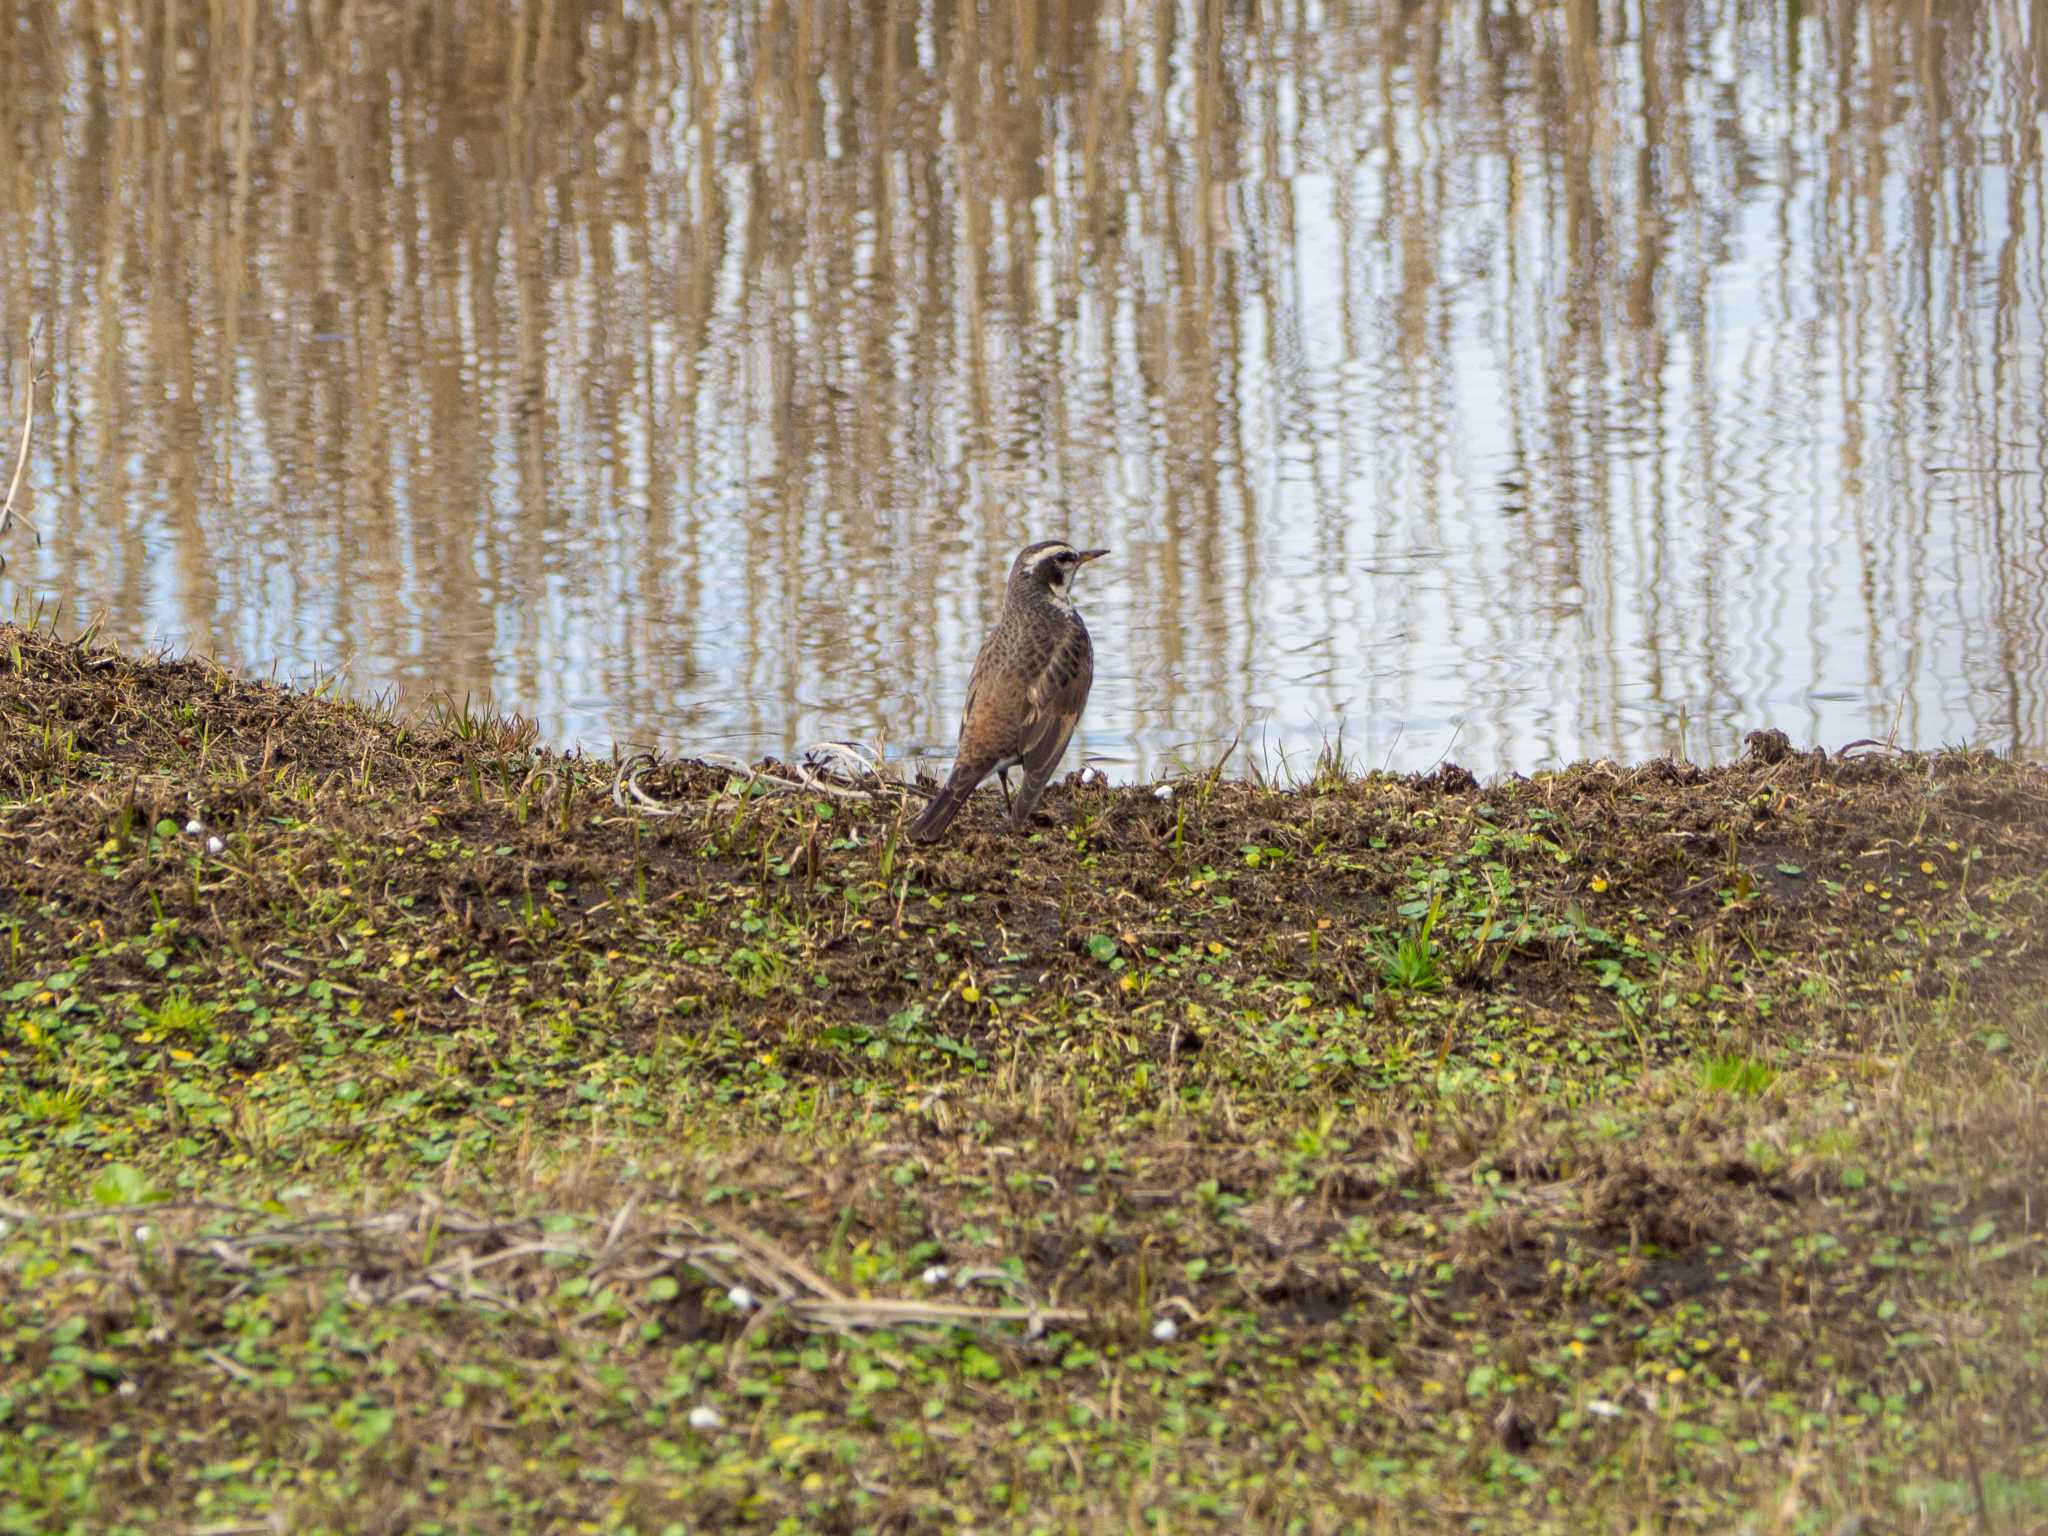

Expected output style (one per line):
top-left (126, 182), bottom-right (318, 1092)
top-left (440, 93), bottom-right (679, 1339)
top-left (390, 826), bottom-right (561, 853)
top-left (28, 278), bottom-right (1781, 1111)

top-left (1, 0), bottom-right (2043, 780)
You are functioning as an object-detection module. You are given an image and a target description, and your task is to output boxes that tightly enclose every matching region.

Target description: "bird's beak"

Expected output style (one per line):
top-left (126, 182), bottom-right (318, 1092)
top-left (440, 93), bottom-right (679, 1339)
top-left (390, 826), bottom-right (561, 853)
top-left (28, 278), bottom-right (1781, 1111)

top-left (1078, 548), bottom-right (1110, 563)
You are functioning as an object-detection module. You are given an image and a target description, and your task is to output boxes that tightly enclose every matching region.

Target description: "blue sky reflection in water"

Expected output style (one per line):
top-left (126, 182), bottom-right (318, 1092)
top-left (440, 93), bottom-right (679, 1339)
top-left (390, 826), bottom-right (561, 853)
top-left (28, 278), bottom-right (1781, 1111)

top-left (0, 0), bottom-right (2043, 779)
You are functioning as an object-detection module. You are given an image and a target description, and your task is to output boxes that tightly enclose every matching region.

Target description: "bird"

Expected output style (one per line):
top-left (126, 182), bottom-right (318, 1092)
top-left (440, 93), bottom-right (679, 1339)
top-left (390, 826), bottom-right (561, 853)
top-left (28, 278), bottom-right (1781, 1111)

top-left (909, 539), bottom-right (1108, 843)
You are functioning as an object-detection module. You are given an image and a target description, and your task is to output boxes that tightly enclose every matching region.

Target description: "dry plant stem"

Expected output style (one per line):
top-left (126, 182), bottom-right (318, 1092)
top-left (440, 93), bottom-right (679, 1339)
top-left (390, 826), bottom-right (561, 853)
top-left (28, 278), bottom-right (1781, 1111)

top-left (699, 1206), bottom-right (849, 1301)
top-left (799, 1298), bottom-right (1087, 1326)
top-left (0, 321), bottom-right (43, 551)
top-left (612, 741), bottom-right (932, 818)
top-left (33, 1196), bottom-right (1088, 1342)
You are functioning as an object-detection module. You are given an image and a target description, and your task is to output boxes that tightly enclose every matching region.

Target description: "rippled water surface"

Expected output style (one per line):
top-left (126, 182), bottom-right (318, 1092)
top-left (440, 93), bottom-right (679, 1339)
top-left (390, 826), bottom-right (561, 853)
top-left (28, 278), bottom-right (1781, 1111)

top-left (2, 0), bottom-right (2044, 778)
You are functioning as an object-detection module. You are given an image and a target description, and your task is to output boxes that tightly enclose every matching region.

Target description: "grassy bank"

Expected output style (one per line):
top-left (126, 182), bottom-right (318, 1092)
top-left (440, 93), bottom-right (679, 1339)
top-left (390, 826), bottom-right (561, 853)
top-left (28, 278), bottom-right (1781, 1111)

top-left (2, 618), bottom-right (2045, 1534)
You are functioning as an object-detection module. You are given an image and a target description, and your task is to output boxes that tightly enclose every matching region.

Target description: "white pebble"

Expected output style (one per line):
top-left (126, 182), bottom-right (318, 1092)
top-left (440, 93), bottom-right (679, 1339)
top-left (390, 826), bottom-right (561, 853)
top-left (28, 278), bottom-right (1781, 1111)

top-left (1586, 1399), bottom-right (1623, 1419)
top-left (1151, 1318), bottom-right (1179, 1342)
top-left (920, 1265), bottom-right (949, 1286)
top-left (117, 1379), bottom-right (139, 1399)
top-left (686, 1405), bottom-right (725, 1431)
top-left (133, 1224), bottom-right (153, 1244)
top-left (205, 836), bottom-right (226, 856)
top-left (184, 818), bottom-right (204, 836)
top-left (725, 1285), bottom-right (757, 1312)
top-left (1153, 783), bottom-right (1175, 800)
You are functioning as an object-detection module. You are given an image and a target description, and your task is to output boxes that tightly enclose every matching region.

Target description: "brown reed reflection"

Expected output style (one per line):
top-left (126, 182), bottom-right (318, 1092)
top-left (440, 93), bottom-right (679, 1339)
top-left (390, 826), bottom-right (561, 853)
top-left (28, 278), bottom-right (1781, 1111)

top-left (0, 0), bottom-right (2043, 775)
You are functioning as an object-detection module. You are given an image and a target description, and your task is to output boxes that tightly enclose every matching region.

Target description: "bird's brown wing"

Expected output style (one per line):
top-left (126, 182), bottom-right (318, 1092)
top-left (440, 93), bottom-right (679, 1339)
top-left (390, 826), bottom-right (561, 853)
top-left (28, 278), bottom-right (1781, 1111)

top-left (911, 627), bottom-right (1017, 843)
top-left (956, 627), bottom-right (1005, 748)
top-left (1015, 622), bottom-right (1094, 780)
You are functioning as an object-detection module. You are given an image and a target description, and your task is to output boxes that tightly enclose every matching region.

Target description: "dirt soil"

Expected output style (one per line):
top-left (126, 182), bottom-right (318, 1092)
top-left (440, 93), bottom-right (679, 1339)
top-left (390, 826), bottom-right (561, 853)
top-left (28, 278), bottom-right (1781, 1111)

top-left (2, 619), bottom-right (2045, 1534)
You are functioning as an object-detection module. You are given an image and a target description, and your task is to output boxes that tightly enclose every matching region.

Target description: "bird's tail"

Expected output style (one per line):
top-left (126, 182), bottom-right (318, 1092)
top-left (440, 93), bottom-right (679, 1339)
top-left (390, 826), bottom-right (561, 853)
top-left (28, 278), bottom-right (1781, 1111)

top-left (908, 760), bottom-right (985, 843)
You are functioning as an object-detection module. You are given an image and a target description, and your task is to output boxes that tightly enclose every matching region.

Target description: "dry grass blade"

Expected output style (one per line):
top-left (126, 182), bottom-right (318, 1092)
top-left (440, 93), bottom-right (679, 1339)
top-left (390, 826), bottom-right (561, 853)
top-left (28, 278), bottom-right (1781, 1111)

top-left (51, 1195), bottom-right (1089, 1343)
top-left (612, 749), bottom-right (693, 816)
top-left (0, 319), bottom-right (45, 564)
top-left (612, 740), bottom-right (927, 818)
top-left (795, 1298), bottom-right (1088, 1327)
top-left (3, 1197), bottom-right (257, 1228)
top-left (699, 1206), bottom-right (849, 1302)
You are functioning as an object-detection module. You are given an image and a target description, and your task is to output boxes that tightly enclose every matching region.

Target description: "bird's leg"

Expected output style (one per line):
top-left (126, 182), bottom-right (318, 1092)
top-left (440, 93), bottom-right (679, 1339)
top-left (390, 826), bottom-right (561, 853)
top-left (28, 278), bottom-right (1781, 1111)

top-left (996, 767), bottom-right (1015, 819)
